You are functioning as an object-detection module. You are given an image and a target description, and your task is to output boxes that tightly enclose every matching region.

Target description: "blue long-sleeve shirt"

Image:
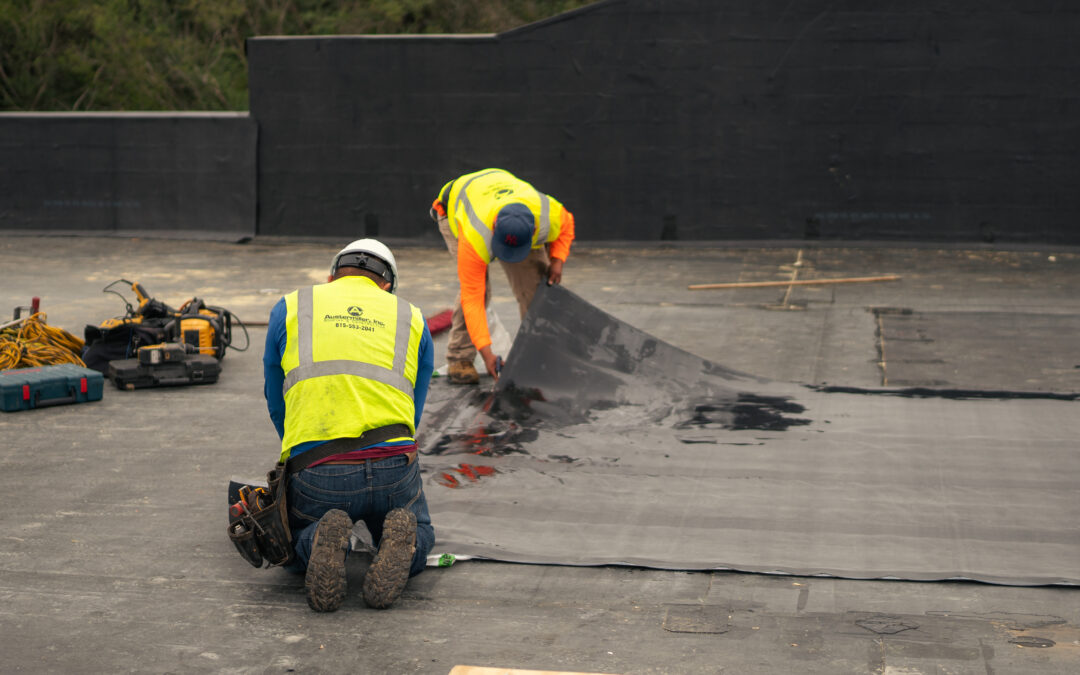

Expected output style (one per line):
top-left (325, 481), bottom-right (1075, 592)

top-left (262, 291), bottom-right (434, 459)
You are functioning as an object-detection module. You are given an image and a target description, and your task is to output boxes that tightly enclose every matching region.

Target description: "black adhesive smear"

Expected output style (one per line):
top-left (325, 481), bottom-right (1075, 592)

top-left (1009, 636), bottom-right (1056, 648)
top-left (677, 394), bottom-right (810, 432)
top-left (812, 385), bottom-right (1079, 401)
top-left (428, 420), bottom-right (538, 457)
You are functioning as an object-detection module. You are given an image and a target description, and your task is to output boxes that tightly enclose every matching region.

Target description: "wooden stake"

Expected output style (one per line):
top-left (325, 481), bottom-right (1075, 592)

top-left (688, 274), bottom-right (901, 290)
top-left (450, 669), bottom-right (620, 675)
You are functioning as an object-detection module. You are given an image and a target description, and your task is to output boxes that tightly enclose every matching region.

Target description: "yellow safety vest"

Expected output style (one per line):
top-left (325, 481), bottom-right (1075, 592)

top-left (279, 276), bottom-right (424, 461)
top-left (441, 168), bottom-right (565, 264)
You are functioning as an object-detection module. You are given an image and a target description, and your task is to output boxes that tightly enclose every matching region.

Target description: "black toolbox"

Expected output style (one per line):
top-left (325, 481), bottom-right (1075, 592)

top-left (0, 364), bottom-right (105, 412)
top-left (108, 353), bottom-right (221, 390)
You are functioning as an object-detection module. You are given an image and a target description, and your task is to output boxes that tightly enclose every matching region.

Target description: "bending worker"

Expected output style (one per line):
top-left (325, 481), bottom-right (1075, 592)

top-left (431, 168), bottom-right (575, 384)
top-left (263, 239), bottom-right (435, 612)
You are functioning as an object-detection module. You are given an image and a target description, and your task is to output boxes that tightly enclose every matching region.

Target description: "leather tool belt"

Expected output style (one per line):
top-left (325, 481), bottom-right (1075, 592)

top-left (228, 423), bottom-right (412, 568)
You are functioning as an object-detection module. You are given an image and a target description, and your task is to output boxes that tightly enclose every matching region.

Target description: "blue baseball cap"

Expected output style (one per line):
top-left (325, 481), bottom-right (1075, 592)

top-left (491, 203), bottom-right (535, 263)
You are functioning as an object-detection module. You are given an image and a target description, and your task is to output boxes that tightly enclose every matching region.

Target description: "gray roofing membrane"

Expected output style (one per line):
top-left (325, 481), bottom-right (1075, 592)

top-left (418, 285), bottom-right (1080, 586)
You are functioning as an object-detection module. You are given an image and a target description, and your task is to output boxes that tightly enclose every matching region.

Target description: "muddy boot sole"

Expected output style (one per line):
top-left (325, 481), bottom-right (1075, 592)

top-left (305, 509), bottom-right (352, 612)
top-left (362, 508), bottom-right (417, 609)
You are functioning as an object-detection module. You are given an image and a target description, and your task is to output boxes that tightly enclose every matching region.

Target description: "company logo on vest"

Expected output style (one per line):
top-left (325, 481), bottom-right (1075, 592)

top-left (325, 305), bottom-right (384, 332)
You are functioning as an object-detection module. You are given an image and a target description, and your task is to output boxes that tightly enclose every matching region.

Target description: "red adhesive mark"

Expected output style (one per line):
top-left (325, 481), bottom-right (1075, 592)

top-left (437, 464), bottom-right (498, 488)
top-left (457, 464), bottom-right (478, 481)
top-left (462, 430), bottom-right (488, 451)
top-left (455, 463), bottom-right (497, 481)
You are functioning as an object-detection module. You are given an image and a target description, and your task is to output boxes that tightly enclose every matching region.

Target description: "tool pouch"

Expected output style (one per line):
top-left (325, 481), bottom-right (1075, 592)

top-left (227, 518), bottom-right (264, 568)
top-left (227, 464), bottom-right (294, 568)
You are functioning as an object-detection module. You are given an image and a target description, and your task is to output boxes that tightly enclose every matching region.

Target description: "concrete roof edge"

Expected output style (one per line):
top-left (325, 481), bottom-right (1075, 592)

top-left (244, 1), bottom-right (621, 43)
top-left (0, 111), bottom-right (250, 118)
top-left (247, 33), bottom-right (495, 42)
top-left (0, 229), bottom-right (254, 243)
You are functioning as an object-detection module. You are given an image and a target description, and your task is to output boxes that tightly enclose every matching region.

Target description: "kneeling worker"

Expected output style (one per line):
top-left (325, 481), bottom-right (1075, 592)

top-left (262, 239), bottom-right (435, 611)
top-left (430, 168), bottom-right (575, 383)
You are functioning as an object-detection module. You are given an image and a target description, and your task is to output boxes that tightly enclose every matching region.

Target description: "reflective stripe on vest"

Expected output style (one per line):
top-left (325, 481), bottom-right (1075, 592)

top-left (283, 285), bottom-right (415, 400)
top-left (534, 188), bottom-right (550, 244)
top-left (454, 169), bottom-right (501, 261)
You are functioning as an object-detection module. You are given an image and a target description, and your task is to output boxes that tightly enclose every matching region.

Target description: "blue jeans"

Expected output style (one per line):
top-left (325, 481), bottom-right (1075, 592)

top-left (283, 454), bottom-right (434, 577)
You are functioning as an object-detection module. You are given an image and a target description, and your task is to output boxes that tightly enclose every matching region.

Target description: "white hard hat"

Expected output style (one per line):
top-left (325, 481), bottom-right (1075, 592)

top-left (331, 238), bottom-right (399, 293)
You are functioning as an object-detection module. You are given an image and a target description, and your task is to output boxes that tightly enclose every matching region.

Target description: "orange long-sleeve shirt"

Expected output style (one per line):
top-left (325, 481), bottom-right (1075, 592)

top-left (458, 208), bottom-right (575, 351)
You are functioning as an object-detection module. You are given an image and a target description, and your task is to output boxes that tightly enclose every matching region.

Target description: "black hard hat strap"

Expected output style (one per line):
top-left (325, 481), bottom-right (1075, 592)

top-left (335, 253), bottom-right (392, 284)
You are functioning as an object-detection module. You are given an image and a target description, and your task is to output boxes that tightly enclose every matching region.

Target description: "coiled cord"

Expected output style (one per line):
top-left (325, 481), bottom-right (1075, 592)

top-left (0, 313), bottom-right (86, 370)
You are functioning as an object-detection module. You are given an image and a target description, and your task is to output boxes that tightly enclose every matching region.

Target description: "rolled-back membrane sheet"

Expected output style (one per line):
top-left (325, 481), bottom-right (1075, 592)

top-left (418, 285), bottom-right (1080, 585)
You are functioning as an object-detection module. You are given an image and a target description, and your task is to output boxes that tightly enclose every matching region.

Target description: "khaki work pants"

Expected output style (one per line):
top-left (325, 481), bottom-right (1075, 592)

top-left (438, 215), bottom-right (549, 363)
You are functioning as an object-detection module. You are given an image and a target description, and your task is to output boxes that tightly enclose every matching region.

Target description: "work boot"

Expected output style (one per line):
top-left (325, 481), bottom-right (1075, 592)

top-left (447, 360), bottom-right (479, 385)
top-left (362, 508), bottom-right (417, 609)
top-left (305, 509), bottom-right (352, 612)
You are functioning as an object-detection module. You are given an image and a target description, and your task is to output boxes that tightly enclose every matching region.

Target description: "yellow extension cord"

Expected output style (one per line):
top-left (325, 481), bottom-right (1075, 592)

top-left (0, 313), bottom-right (86, 371)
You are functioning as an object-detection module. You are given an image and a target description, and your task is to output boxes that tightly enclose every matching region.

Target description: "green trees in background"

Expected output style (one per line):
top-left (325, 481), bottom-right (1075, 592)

top-left (0, 0), bottom-right (591, 111)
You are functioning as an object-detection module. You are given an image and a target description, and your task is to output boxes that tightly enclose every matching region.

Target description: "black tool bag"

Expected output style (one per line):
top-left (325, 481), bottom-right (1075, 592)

top-left (229, 464), bottom-right (293, 568)
top-left (227, 423), bottom-right (411, 569)
top-left (82, 319), bottom-right (171, 374)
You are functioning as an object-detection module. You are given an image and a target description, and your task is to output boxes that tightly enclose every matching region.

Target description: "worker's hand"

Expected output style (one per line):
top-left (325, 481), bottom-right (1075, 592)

top-left (479, 345), bottom-right (501, 380)
top-left (547, 258), bottom-right (564, 286)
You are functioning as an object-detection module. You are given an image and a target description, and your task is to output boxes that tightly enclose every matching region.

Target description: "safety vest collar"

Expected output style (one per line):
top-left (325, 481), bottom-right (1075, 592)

top-left (283, 283), bottom-right (415, 399)
top-left (454, 170), bottom-right (551, 262)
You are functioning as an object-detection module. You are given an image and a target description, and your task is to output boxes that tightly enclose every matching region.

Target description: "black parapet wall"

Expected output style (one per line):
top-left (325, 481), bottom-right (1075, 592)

top-left (249, 0), bottom-right (1080, 245)
top-left (0, 113), bottom-right (256, 239)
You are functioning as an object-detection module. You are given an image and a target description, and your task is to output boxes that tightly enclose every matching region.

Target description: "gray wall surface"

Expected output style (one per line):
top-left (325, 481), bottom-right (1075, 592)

top-left (0, 113), bottom-right (256, 238)
top-left (248, 0), bottom-right (1080, 244)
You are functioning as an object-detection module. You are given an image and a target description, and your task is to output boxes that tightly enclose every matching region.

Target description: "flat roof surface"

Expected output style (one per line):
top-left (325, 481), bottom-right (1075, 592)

top-left (1, 236), bottom-right (1078, 674)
